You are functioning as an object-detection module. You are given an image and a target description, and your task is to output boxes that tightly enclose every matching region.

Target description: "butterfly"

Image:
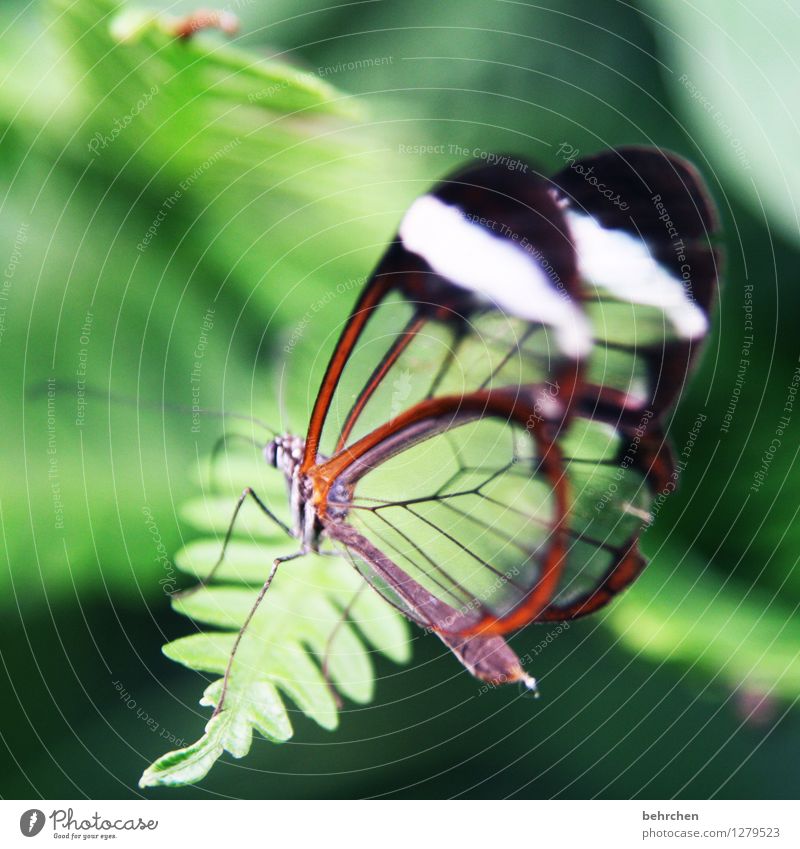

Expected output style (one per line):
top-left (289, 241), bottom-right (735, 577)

top-left (213, 145), bottom-right (719, 702)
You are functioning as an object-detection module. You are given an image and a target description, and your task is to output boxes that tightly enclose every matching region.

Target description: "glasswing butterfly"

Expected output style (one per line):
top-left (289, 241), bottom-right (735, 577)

top-left (209, 146), bottom-right (719, 706)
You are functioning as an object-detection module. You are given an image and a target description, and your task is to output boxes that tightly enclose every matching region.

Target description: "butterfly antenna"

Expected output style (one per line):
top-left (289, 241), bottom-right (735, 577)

top-left (208, 432), bottom-right (267, 492)
top-left (26, 380), bottom-right (279, 436)
top-left (275, 356), bottom-right (290, 434)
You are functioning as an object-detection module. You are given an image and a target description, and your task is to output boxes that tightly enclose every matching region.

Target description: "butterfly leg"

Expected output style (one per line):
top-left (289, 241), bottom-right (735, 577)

top-left (174, 487), bottom-right (293, 599)
top-left (212, 551), bottom-right (305, 716)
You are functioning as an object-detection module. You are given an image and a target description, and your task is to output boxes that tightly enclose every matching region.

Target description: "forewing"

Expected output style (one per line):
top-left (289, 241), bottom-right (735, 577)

top-left (553, 146), bottom-right (719, 416)
top-left (302, 159), bottom-right (589, 469)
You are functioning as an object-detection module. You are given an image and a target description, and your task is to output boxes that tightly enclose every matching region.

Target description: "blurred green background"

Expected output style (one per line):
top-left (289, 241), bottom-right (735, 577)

top-left (2, 0), bottom-right (799, 798)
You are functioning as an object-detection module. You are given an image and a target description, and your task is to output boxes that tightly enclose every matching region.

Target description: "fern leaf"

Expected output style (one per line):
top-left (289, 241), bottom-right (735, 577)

top-left (141, 515), bottom-right (411, 788)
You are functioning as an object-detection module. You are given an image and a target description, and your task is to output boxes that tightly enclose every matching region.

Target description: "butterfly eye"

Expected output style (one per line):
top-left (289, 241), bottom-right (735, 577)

top-left (264, 439), bottom-right (278, 467)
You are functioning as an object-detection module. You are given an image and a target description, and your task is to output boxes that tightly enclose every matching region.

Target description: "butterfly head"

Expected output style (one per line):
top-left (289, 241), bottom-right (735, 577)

top-left (264, 434), bottom-right (305, 475)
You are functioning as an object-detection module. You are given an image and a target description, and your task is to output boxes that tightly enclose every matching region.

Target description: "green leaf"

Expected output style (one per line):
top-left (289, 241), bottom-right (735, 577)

top-left (103, 4), bottom-right (361, 118)
top-left (643, 0), bottom-right (800, 246)
top-left (141, 500), bottom-right (410, 788)
top-left (44, 0), bottom-right (420, 332)
top-left (0, 0), bottom-right (424, 611)
top-left (140, 679), bottom-right (292, 787)
top-left (607, 542), bottom-right (800, 700)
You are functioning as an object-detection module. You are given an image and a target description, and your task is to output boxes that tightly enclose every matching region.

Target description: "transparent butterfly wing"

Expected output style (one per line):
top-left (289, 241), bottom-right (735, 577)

top-left (304, 148), bottom-right (718, 647)
top-left (302, 160), bottom-right (586, 471)
top-left (323, 397), bottom-right (668, 637)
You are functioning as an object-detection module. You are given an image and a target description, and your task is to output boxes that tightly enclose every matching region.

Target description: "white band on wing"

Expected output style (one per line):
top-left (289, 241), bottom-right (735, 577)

top-left (399, 194), bottom-right (592, 359)
top-left (565, 210), bottom-right (708, 340)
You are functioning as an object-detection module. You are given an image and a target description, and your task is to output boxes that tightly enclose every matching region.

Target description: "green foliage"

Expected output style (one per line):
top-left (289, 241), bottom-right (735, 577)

top-left (141, 551), bottom-right (410, 787)
top-left (139, 449), bottom-right (409, 787)
top-left (643, 0), bottom-right (800, 247)
top-left (257, 0), bottom-right (691, 161)
top-left (44, 0), bottom-right (416, 324)
top-left (608, 543), bottom-right (800, 700)
top-left (0, 0), bottom-right (420, 606)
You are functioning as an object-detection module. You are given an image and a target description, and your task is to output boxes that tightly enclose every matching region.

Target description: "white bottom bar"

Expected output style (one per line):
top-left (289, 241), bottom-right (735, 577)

top-left (1, 799), bottom-right (796, 848)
